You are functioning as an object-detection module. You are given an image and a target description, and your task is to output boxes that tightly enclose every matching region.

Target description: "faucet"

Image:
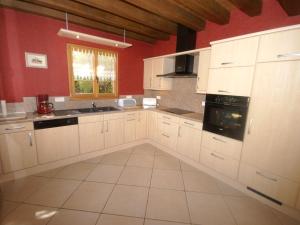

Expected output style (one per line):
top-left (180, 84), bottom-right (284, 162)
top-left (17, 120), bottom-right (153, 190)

top-left (92, 101), bottom-right (96, 110)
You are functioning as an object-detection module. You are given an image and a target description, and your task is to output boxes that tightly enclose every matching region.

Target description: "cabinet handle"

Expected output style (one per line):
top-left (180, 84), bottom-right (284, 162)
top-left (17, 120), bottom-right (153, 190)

top-left (213, 137), bottom-right (226, 143)
top-left (106, 121), bottom-right (109, 132)
top-left (162, 133), bottom-right (170, 138)
top-left (256, 171), bottom-right (278, 182)
top-left (211, 153), bottom-right (224, 160)
top-left (221, 62), bottom-right (233, 65)
top-left (218, 90), bottom-right (231, 93)
top-left (178, 127), bottom-right (181, 137)
top-left (184, 121), bottom-right (194, 126)
top-left (247, 119), bottom-right (253, 135)
top-left (28, 132), bottom-right (33, 146)
top-left (101, 121), bottom-right (104, 133)
top-left (5, 126), bottom-right (25, 131)
top-left (127, 119), bottom-right (135, 121)
top-left (163, 121), bottom-right (170, 125)
top-left (277, 52), bottom-right (300, 58)
top-left (127, 113), bottom-right (135, 116)
top-left (162, 116), bottom-right (170, 120)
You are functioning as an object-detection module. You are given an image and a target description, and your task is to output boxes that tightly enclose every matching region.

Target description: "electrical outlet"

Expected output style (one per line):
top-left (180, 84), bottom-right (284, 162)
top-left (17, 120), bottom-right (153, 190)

top-left (54, 97), bottom-right (65, 102)
top-left (126, 95), bottom-right (132, 99)
top-left (156, 96), bottom-right (161, 100)
top-left (202, 101), bottom-right (205, 107)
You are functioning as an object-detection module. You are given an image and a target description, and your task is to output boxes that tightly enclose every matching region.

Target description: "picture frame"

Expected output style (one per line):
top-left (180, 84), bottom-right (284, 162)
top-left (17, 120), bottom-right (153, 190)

top-left (25, 52), bottom-right (48, 68)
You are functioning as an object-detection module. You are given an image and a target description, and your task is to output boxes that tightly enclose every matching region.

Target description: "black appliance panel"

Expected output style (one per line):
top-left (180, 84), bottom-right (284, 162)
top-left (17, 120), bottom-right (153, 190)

top-left (34, 117), bottom-right (78, 130)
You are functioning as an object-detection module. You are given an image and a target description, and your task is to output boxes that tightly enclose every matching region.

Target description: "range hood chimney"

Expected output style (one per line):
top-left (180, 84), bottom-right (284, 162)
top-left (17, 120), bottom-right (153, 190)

top-left (158, 24), bottom-right (197, 78)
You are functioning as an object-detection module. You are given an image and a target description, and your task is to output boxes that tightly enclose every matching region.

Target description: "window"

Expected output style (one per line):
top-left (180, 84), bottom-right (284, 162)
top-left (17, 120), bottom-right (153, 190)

top-left (67, 44), bottom-right (118, 99)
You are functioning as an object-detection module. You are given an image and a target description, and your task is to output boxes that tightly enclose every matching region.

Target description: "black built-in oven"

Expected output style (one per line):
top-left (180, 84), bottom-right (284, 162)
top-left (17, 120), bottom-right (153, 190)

top-left (203, 94), bottom-right (250, 141)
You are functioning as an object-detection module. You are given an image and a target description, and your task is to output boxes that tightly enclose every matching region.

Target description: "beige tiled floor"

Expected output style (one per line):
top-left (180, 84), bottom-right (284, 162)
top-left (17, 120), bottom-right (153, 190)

top-left (0, 143), bottom-right (299, 225)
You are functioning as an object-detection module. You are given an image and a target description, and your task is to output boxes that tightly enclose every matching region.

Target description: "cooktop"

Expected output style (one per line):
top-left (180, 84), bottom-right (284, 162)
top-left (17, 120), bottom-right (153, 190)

top-left (160, 108), bottom-right (193, 115)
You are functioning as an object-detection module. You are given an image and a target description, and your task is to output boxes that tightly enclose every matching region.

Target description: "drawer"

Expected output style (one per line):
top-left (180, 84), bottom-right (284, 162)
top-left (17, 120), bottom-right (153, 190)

top-left (157, 112), bottom-right (179, 123)
top-left (201, 131), bottom-right (242, 160)
top-left (239, 163), bottom-right (300, 207)
top-left (104, 112), bottom-right (124, 120)
top-left (124, 112), bottom-right (138, 120)
top-left (179, 118), bottom-right (202, 130)
top-left (200, 147), bottom-right (239, 179)
top-left (157, 119), bottom-right (179, 149)
top-left (79, 115), bottom-right (103, 124)
top-left (0, 122), bottom-right (33, 134)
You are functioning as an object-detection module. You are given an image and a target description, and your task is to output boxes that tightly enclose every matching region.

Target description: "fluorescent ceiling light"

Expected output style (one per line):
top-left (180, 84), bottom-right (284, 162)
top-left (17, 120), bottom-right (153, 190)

top-left (57, 28), bottom-right (132, 48)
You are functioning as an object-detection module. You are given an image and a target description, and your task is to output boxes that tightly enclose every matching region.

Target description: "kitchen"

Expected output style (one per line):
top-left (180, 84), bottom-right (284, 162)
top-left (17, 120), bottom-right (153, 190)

top-left (0, 0), bottom-right (300, 225)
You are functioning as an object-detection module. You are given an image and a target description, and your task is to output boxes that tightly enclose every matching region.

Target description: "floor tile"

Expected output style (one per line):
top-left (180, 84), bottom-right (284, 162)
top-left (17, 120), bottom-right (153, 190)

top-left (47, 209), bottom-right (99, 225)
top-left (180, 161), bottom-right (198, 172)
top-left (96, 214), bottom-right (144, 225)
top-left (224, 196), bottom-right (282, 225)
top-left (217, 181), bottom-right (245, 197)
top-left (54, 162), bottom-right (96, 180)
top-left (103, 185), bottom-right (148, 217)
top-left (63, 182), bottom-right (114, 212)
top-left (100, 152), bottom-right (130, 166)
top-left (133, 143), bottom-right (157, 155)
top-left (84, 156), bottom-right (104, 164)
top-left (146, 188), bottom-right (190, 223)
top-left (145, 219), bottom-right (190, 225)
top-left (154, 155), bottom-right (181, 170)
top-left (1, 176), bottom-right (48, 202)
top-left (24, 179), bottom-right (80, 207)
top-left (35, 167), bottom-right (63, 178)
top-left (155, 150), bottom-right (172, 157)
top-left (118, 166), bottom-right (152, 187)
top-left (127, 154), bottom-right (154, 168)
top-left (0, 201), bottom-right (20, 221)
top-left (272, 209), bottom-right (300, 225)
top-left (119, 148), bottom-right (134, 154)
top-left (186, 192), bottom-right (236, 225)
top-left (86, 165), bottom-right (124, 183)
top-left (182, 171), bottom-right (221, 194)
top-left (1, 204), bottom-right (57, 225)
top-left (151, 169), bottom-right (184, 190)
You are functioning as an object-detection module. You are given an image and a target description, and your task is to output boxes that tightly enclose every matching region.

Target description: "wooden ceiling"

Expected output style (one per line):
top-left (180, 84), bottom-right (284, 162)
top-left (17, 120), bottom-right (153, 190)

top-left (0, 0), bottom-right (299, 44)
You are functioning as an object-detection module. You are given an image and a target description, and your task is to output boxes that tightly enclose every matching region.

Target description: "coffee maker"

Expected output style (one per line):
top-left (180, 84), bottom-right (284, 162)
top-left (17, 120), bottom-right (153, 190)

top-left (36, 94), bottom-right (54, 114)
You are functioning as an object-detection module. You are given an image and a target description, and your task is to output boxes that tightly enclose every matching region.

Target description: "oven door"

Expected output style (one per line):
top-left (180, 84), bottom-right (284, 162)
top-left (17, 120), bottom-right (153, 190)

top-left (203, 102), bottom-right (248, 141)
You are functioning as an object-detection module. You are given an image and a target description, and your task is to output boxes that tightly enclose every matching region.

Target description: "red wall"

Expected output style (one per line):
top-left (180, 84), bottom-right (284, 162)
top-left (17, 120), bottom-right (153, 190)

top-left (152, 0), bottom-right (300, 56)
top-left (0, 8), bottom-right (153, 102)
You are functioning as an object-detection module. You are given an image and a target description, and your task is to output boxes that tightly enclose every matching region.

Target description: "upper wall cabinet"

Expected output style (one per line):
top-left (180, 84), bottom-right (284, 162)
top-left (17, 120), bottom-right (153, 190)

top-left (196, 49), bottom-right (211, 94)
top-left (257, 28), bottom-right (300, 62)
top-left (210, 36), bottom-right (259, 68)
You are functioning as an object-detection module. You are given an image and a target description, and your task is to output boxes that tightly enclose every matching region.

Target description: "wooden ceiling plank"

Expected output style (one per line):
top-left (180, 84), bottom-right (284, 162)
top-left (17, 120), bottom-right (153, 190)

top-left (0, 0), bottom-right (155, 43)
top-left (24, 0), bottom-right (169, 40)
top-left (228, 0), bottom-right (262, 16)
top-left (74, 0), bottom-right (177, 34)
top-left (123, 0), bottom-right (205, 31)
top-left (277, 0), bottom-right (300, 16)
top-left (174, 0), bottom-right (230, 25)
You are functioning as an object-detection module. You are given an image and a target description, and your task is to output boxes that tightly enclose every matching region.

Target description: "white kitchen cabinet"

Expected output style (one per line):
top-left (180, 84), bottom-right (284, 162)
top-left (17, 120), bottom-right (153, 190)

top-left (207, 67), bottom-right (254, 96)
top-left (0, 129), bottom-right (37, 173)
top-left (104, 114), bottom-right (124, 148)
top-left (239, 163), bottom-right (300, 207)
top-left (196, 49), bottom-right (211, 94)
top-left (147, 111), bottom-right (157, 141)
top-left (241, 61), bottom-right (300, 183)
top-left (79, 115), bottom-right (105, 154)
top-left (143, 59), bottom-right (152, 89)
top-left (176, 119), bottom-right (202, 161)
top-left (257, 28), bottom-right (300, 62)
top-left (210, 36), bottom-right (259, 68)
top-left (157, 117), bottom-right (179, 150)
top-left (136, 111), bottom-right (147, 140)
top-left (35, 125), bottom-right (80, 164)
top-left (124, 112), bottom-right (137, 143)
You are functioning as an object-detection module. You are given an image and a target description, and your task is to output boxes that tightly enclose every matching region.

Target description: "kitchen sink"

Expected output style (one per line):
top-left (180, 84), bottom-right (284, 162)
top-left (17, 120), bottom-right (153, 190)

top-left (54, 106), bottom-right (120, 116)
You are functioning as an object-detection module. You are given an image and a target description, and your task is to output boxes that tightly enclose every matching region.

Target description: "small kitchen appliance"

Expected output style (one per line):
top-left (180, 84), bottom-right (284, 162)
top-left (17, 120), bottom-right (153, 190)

top-left (36, 94), bottom-right (54, 114)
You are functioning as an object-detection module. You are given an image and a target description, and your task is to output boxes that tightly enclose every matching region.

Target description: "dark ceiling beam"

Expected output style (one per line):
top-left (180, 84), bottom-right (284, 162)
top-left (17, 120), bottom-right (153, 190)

top-left (123, 0), bottom-right (205, 31)
top-left (277, 0), bottom-right (300, 16)
top-left (24, 0), bottom-right (169, 40)
top-left (174, 0), bottom-right (230, 25)
top-left (228, 0), bottom-right (262, 16)
top-left (0, 0), bottom-right (155, 43)
top-left (74, 0), bottom-right (177, 34)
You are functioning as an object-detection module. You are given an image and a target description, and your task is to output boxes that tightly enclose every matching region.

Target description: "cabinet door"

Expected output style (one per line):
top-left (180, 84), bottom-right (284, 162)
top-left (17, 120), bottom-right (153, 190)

top-left (257, 28), bottom-right (300, 62)
top-left (177, 125), bottom-right (202, 161)
top-left (105, 119), bottom-right (124, 148)
top-left (136, 111), bottom-right (147, 140)
top-left (144, 60), bottom-right (152, 89)
top-left (157, 119), bottom-right (179, 150)
top-left (242, 61), bottom-right (300, 182)
top-left (151, 58), bottom-right (173, 90)
top-left (207, 67), bottom-right (254, 96)
top-left (36, 125), bottom-right (80, 164)
top-left (79, 122), bottom-right (105, 153)
top-left (147, 111), bottom-right (157, 140)
top-left (124, 118), bottom-right (136, 143)
top-left (0, 131), bottom-right (37, 173)
top-left (210, 41), bottom-right (234, 68)
top-left (196, 49), bottom-right (211, 93)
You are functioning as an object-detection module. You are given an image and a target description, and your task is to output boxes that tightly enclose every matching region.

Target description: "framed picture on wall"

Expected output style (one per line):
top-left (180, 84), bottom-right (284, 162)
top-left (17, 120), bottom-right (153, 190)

top-left (25, 52), bottom-right (48, 68)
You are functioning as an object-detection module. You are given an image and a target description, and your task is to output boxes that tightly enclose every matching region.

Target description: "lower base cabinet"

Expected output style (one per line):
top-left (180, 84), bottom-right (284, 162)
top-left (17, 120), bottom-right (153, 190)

top-left (104, 118), bottom-right (124, 148)
top-left (136, 111), bottom-right (147, 140)
top-left (157, 118), bottom-right (179, 150)
top-left (79, 122), bottom-right (105, 153)
top-left (147, 111), bottom-right (157, 140)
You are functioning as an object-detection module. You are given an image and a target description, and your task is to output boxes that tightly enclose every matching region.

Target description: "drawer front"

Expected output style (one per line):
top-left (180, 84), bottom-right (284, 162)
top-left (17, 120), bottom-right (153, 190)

top-left (202, 131), bottom-right (243, 160)
top-left (79, 115), bottom-right (103, 124)
top-left (0, 122), bottom-right (33, 134)
top-left (200, 147), bottom-right (239, 179)
top-left (179, 118), bottom-right (203, 130)
top-left (104, 112), bottom-right (124, 120)
top-left (157, 112), bottom-right (179, 123)
top-left (239, 163), bottom-right (300, 207)
top-left (124, 112), bottom-right (138, 120)
top-left (157, 119), bottom-right (179, 149)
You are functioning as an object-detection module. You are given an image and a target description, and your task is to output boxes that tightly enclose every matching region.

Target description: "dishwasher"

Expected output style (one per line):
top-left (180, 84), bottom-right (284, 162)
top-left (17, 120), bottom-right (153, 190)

top-left (34, 117), bottom-right (80, 164)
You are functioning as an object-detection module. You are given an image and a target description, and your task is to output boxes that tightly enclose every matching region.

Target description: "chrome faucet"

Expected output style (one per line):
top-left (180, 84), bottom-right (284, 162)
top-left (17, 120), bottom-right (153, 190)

top-left (92, 102), bottom-right (96, 110)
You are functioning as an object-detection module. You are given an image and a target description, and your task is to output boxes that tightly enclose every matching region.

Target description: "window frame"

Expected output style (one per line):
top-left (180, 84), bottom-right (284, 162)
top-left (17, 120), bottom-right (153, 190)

top-left (67, 43), bottom-right (119, 100)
